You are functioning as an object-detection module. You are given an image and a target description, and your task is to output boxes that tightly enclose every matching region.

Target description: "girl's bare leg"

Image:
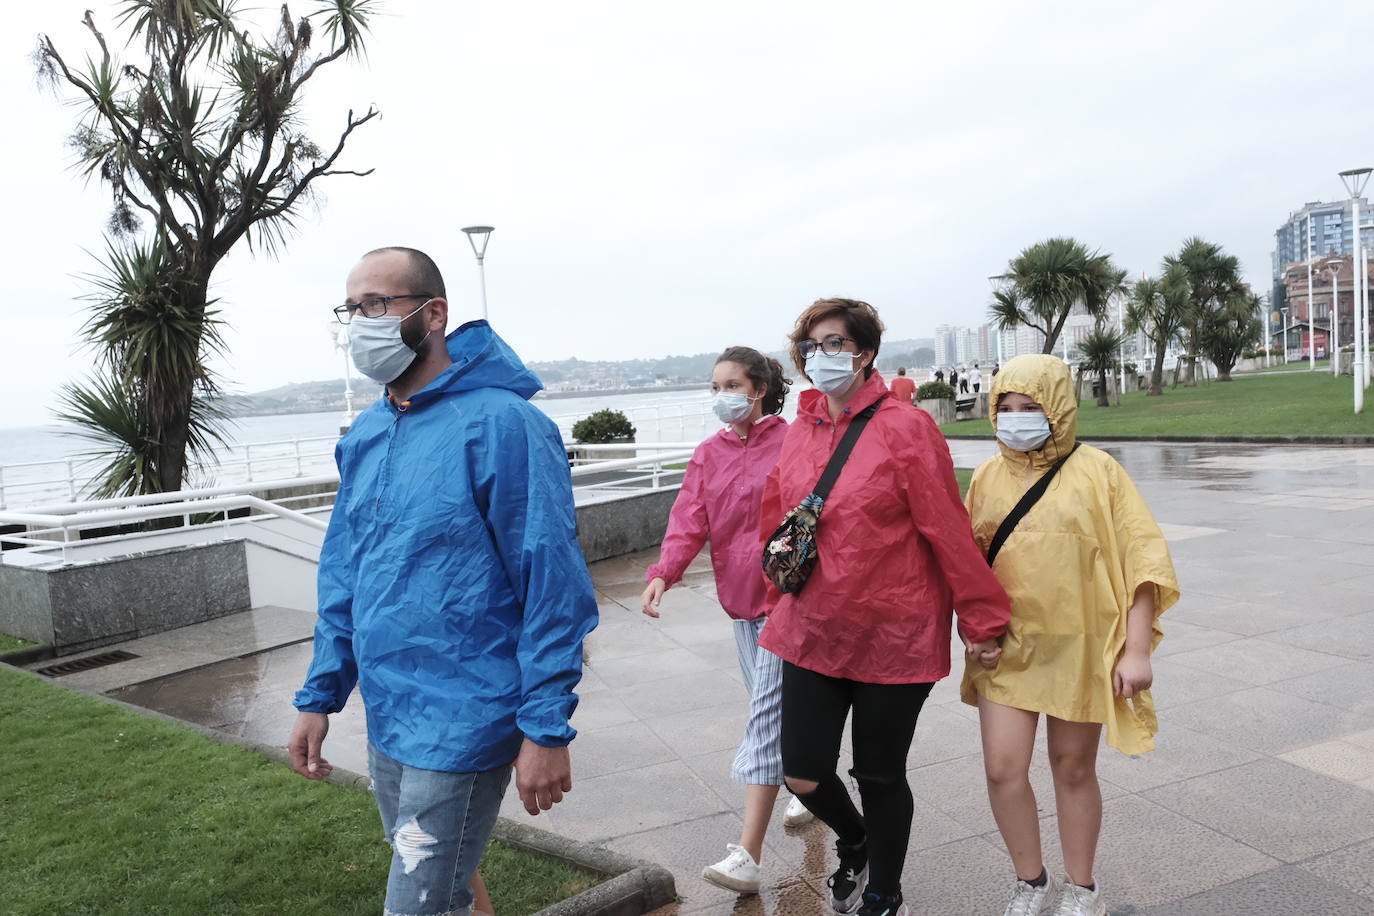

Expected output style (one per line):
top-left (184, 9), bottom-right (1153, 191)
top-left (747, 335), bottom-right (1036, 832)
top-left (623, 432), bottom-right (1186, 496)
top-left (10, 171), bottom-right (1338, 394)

top-left (978, 695), bottom-right (1044, 880)
top-left (1046, 716), bottom-right (1103, 887)
top-left (739, 783), bottom-right (783, 863)
top-left (471, 869), bottom-right (494, 916)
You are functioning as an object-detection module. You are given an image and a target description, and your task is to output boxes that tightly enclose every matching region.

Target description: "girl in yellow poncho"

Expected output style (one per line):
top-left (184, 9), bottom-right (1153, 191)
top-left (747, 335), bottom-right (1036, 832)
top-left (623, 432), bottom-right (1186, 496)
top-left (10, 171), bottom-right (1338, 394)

top-left (960, 355), bottom-right (1179, 916)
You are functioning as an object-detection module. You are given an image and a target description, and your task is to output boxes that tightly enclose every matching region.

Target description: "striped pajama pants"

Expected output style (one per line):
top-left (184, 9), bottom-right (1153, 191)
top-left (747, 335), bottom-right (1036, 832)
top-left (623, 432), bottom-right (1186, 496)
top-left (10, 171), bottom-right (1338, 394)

top-left (730, 617), bottom-right (785, 785)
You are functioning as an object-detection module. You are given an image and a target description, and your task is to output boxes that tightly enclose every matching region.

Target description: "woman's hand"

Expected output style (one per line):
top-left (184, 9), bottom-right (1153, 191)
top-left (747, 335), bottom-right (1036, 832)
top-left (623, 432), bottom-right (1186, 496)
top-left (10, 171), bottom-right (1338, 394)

top-left (966, 638), bottom-right (1002, 670)
top-left (641, 578), bottom-right (666, 617)
top-left (1113, 650), bottom-right (1153, 698)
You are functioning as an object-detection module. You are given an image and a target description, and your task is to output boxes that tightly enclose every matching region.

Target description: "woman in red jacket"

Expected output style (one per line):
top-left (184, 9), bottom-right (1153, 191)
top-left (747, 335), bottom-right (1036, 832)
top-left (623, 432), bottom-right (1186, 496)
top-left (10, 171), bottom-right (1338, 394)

top-left (759, 298), bottom-right (1011, 916)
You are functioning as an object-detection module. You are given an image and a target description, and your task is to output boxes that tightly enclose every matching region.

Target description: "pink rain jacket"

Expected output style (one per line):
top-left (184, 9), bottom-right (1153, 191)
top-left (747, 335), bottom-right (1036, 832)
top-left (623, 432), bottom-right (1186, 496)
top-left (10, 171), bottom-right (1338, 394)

top-left (758, 372), bottom-right (1011, 684)
top-left (646, 415), bottom-right (788, 620)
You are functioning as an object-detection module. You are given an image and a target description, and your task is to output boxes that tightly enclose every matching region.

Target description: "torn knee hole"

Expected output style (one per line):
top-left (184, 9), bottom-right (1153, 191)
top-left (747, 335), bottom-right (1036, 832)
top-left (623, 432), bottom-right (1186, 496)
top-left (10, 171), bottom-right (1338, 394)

top-left (392, 816), bottom-right (439, 875)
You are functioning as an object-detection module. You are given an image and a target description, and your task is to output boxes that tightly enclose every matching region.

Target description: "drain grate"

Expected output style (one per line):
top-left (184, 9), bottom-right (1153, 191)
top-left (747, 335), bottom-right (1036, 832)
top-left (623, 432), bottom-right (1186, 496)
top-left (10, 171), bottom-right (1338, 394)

top-left (35, 650), bottom-right (140, 677)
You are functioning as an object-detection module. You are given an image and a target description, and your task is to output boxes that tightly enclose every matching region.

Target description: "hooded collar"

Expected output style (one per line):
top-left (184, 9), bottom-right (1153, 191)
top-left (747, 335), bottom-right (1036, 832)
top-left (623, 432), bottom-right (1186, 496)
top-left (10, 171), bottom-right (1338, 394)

top-left (989, 354), bottom-right (1078, 471)
top-left (384, 320), bottom-right (543, 414)
top-left (797, 370), bottom-right (888, 425)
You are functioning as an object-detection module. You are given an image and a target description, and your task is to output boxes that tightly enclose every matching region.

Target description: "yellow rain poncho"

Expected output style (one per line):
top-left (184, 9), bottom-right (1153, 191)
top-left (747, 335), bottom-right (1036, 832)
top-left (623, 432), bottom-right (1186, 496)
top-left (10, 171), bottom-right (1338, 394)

top-left (960, 355), bottom-right (1180, 754)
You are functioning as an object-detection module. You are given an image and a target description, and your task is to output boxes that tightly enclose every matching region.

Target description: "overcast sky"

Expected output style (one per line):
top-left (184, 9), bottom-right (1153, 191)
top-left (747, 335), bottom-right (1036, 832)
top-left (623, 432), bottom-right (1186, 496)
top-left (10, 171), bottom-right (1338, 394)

top-left (3, 0), bottom-right (1372, 429)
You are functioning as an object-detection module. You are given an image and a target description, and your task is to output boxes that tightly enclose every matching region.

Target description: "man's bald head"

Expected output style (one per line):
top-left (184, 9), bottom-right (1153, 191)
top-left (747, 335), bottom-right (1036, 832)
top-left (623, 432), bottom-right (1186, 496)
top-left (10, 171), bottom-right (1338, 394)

top-left (361, 247), bottom-right (446, 300)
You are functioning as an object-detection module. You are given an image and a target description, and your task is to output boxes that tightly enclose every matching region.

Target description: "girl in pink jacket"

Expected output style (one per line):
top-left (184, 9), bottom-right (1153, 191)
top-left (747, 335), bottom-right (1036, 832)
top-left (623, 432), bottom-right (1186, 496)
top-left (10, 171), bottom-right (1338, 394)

top-left (641, 346), bottom-right (805, 895)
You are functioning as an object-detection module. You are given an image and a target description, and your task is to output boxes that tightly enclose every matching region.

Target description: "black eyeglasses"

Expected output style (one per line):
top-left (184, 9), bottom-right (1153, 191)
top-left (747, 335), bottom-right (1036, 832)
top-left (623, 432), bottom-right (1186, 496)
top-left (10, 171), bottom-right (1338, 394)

top-left (332, 294), bottom-right (433, 324)
top-left (797, 334), bottom-right (859, 359)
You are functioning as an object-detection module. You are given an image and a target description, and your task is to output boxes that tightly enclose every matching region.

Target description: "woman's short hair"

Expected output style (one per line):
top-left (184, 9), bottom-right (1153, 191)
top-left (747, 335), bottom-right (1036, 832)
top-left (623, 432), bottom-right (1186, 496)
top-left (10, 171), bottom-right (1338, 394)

top-left (787, 298), bottom-right (885, 380)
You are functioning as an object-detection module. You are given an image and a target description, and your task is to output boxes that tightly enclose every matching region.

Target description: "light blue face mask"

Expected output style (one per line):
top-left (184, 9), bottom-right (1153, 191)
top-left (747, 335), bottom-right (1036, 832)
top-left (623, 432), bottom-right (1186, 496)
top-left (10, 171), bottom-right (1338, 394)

top-left (805, 351), bottom-right (862, 395)
top-left (712, 392), bottom-right (757, 424)
top-left (348, 302), bottom-right (432, 384)
top-left (996, 411), bottom-right (1052, 452)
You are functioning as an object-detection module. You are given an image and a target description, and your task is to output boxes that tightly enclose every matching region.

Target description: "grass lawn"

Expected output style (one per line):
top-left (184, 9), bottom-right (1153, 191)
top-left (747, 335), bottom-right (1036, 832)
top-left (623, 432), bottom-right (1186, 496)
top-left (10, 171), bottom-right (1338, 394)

top-left (954, 467), bottom-right (973, 497)
top-left (1235, 360), bottom-right (1332, 374)
top-left (0, 632), bottom-right (37, 652)
top-left (941, 371), bottom-right (1374, 438)
top-left (0, 665), bottom-right (597, 916)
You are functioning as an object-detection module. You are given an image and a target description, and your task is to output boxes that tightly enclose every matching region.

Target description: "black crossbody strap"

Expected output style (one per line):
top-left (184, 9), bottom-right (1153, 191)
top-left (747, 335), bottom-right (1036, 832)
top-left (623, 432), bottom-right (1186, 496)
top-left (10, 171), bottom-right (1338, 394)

top-left (985, 442), bottom-right (1080, 566)
top-left (812, 397), bottom-right (884, 500)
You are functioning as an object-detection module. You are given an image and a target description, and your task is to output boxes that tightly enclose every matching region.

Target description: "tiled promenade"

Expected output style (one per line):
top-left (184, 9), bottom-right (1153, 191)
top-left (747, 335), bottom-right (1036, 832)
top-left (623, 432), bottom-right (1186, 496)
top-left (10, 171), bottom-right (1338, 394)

top-left (72, 441), bottom-right (1374, 914)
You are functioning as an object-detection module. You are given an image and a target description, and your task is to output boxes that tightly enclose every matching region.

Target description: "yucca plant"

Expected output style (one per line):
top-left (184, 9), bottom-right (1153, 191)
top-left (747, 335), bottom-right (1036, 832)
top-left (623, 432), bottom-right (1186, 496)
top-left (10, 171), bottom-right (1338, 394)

top-left (35, 0), bottom-right (377, 496)
top-left (990, 238), bottom-right (1125, 355)
top-left (1163, 237), bottom-right (1244, 387)
top-left (1126, 270), bottom-right (1190, 397)
top-left (1077, 328), bottom-right (1127, 408)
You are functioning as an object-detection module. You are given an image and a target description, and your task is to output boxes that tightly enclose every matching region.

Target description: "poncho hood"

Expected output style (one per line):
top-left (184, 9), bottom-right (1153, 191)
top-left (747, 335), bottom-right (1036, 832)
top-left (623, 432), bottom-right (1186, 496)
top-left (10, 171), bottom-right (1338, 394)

top-left (990, 354), bottom-right (1078, 467)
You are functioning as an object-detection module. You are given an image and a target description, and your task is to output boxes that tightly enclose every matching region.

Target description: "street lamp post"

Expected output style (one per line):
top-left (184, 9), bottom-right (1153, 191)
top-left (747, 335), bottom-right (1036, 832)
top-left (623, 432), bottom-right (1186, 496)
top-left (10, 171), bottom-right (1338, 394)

top-left (461, 225), bottom-right (495, 320)
top-left (329, 323), bottom-right (355, 433)
top-left (1263, 302), bottom-right (1271, 369)
top-left (1322, 260), bottom-right (1344, 378)
top-left (1338, 168), bottom-right (1371, 413)
top-left (1307, 213), bottom-right (1316, 370)
top-left (1361, 222), bottom-right (1373, 389)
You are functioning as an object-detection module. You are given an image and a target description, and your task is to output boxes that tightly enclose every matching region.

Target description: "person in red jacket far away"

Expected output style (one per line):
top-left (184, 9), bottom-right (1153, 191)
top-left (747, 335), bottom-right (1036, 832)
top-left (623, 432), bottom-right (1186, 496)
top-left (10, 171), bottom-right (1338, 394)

top-left (758, 298), bottom-right (1011, 916)
top-left (889, 367), bottom-right (916, 405)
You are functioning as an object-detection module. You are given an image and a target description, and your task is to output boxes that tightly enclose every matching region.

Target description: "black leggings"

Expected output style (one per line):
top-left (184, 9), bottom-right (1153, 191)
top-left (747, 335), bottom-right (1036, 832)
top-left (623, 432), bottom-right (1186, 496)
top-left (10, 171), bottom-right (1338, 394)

top-left (781, 661), bottom-right (933, 897)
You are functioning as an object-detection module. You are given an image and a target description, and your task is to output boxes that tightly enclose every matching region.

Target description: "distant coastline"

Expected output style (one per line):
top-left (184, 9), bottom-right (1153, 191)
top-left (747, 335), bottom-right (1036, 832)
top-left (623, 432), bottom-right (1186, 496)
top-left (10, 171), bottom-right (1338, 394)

top-left (534, 383), bottom-right (704, 401)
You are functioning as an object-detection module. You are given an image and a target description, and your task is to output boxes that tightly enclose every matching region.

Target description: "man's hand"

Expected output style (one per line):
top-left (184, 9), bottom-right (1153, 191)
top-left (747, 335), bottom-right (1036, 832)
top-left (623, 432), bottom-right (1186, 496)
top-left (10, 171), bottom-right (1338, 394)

top-left (966, 638), bottom-right (1002, 670)
top-left (1113, 650), bottom-right (1153, 698)
top-left (640, 578), bottom-right (666, 618)
top-left (513, 738), bottom-right (572, 816)
top-left (287, 711), bottom-right (333, 780)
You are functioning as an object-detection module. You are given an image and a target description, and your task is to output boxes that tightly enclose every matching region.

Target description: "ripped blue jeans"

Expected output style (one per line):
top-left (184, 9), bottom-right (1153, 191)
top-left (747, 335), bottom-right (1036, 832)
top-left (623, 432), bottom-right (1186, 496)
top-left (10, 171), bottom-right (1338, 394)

top-left (368, 743), bottom-right (512, 916)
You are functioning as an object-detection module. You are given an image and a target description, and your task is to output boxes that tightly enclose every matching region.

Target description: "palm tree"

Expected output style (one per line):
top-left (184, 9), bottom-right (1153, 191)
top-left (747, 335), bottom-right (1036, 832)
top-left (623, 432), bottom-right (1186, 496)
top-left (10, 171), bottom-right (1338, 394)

top-left (1126, 271), bottom-right (1190, 396)
top-left (990, 238), bottom-right (1124, 355)
top-left (1201, 292), bottom-right (1263, 382)
top-left (35, 1), bottom-right (377, 496)
top-left (1078, 328), bottom-right (1127, 407)
top-left (1163, 237), bottom-right (1244, 387)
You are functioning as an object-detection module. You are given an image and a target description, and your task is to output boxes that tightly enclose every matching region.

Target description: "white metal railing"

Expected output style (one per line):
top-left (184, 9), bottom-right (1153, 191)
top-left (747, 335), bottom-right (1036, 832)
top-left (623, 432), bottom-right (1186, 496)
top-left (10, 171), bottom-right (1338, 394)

top-left (0, 444), bottom-right (700, 565)
top-left (0, 435), bottom-right (339, 510)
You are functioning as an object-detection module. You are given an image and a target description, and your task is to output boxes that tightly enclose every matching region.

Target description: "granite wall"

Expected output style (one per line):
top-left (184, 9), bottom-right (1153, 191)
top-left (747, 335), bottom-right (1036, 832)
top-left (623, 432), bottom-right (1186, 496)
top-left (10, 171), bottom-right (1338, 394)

top-left (0, 540), bottom-right (250, 655)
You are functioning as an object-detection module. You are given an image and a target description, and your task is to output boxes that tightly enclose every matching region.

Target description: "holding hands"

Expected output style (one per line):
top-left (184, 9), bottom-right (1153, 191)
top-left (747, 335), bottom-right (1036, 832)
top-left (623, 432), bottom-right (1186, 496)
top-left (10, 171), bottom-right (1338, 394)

top-left (965, 636), bottom-right (1002, 670)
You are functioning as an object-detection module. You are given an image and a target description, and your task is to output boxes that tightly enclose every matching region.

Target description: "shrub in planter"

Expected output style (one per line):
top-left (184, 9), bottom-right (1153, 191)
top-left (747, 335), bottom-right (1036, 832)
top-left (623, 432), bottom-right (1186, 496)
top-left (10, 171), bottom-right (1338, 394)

top-left (916, 381), bottom-right (956, 400)
top-left (571, 409), bottom-right (636, 444)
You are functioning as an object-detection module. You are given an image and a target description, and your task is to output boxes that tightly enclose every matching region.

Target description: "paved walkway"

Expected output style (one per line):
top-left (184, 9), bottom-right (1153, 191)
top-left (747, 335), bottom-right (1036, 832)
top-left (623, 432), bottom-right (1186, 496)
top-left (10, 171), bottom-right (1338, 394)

top-left (46, 441), bottom-right (1374, 914)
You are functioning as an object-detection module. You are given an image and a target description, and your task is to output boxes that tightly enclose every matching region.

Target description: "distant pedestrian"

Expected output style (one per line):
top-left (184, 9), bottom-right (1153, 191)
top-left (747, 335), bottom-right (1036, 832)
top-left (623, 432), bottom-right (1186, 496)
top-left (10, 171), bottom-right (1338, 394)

top-left (934, 368), bottom-right (945, 384)
top-left (992, 363), bottom-right (1000, 378)
top-left (760, 298), bottom-right (1010, 915)
top-left (949, 368), bottom-right (960, 392)
top-left (959, 368), bottom-right (970, 394)
top-left (969, 363), bottom-right (983, 393)
top-left (641, 346), bottom-right (811, 894)
top-left (890, 367), bottom-right (916, 405)
top-left (962, 355), bottom-right (1179, 916)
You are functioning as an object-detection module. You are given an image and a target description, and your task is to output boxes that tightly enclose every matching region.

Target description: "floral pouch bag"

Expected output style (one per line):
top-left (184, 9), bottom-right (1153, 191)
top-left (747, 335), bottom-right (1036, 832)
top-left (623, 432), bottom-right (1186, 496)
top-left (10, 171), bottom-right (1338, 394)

top-left (762, 398), bottom-right (883, 594)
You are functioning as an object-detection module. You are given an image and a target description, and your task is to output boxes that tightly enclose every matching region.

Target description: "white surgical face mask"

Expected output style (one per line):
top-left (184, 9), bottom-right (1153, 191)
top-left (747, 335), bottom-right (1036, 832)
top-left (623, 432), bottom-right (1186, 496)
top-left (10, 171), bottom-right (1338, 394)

top-left (347, 302), bottom-right (432, 384)
top-left (996, 411), bottom-right (1052, 452)
top-left (805, 351), bottom-right (862, 395)
top-left (712, 392), bottom-right (757, 424)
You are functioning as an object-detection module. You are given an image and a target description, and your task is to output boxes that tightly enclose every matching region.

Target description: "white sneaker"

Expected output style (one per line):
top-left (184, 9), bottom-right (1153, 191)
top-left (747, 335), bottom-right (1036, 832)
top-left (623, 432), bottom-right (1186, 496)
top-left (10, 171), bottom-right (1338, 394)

top-left (1053, 880), bottom-right (1106, 916)
top-left (784, 794), bottom-right (815, 827)
top-left (1003, 873), bottom-right (1060, 916)
top-left (702, 843), bottom-right (761, 894)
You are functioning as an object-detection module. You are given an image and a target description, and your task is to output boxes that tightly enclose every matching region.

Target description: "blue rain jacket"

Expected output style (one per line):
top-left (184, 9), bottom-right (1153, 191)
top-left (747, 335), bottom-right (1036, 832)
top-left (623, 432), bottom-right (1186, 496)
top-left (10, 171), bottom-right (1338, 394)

top-left (293, 320), bottom-right (599, 773)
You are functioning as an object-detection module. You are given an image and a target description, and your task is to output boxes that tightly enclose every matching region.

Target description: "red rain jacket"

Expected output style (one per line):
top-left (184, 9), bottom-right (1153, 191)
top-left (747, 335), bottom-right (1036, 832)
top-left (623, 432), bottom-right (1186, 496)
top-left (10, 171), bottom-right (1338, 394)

top-left (758, 372), bottom-right (1010, 684)
top-left (646, 415), bottom-right (787, 620)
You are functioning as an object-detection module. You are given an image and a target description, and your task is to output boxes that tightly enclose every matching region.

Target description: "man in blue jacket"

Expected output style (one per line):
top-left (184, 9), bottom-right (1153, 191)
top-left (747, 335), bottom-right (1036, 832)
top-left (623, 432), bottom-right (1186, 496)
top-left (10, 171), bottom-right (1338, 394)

top-left (288, 246), bottom-right (598, 916)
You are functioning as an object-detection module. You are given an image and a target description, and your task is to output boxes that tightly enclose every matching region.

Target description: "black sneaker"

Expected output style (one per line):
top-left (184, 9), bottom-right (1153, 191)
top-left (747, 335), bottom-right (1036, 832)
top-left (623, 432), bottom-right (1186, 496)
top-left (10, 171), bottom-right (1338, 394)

top-left (856, 890), bottom-right (908, 916)
top-left (827, 838), bottom-right (869, 913)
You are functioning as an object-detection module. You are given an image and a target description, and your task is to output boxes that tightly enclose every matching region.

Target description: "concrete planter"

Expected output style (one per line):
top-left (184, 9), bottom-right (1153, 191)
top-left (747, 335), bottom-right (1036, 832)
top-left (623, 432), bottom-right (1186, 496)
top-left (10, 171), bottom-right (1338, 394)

top-left (916, 398), bottom-right (955, 425)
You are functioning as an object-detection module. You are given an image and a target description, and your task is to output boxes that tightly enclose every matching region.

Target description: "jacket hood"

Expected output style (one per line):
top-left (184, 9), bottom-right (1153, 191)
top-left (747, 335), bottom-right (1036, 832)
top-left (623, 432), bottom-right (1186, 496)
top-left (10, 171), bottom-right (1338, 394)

top-left (989, 354), bottom-right (1077, 462)
top-left (394, 320), bottom-right (543, 408)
